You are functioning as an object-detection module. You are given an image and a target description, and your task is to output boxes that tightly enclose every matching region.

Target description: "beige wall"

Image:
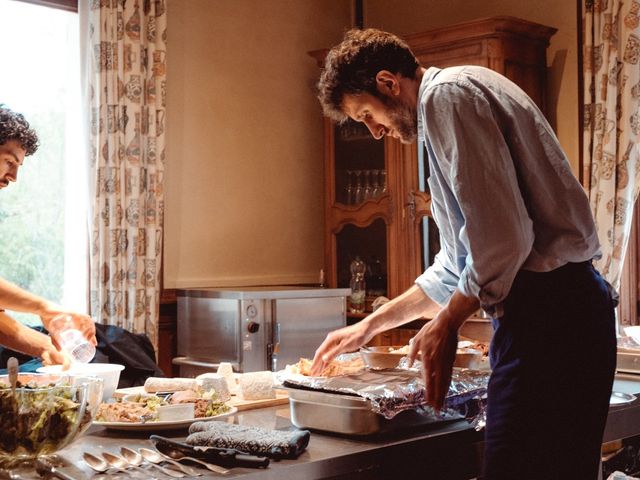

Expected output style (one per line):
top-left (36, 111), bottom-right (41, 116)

top-left (164, 0), bottom-right (351, 288)
top-left (164, 0), bottom-right (580, 289)
top-left (365, 0), bottom-right (580, 174)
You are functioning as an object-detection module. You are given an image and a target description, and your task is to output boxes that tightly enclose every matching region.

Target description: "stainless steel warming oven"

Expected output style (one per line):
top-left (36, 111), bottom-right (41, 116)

top-left (173, 287), bottom-right (349, 377)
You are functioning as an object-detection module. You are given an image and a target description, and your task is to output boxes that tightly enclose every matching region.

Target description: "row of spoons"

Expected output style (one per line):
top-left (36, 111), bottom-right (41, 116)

top-left (83, 447), bottom-right (230, 477)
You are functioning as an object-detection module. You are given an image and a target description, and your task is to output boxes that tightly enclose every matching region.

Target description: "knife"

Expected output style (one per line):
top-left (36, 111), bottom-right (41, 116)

top-left (150, 435), bottom-right (270, 469)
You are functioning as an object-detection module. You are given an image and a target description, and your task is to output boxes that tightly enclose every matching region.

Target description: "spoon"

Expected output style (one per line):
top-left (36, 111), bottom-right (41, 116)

top-left (120, 447), bottom-right (186, 478)
top-left (7, 357), bottom-right (17, 392)
top-left (82, 452), bottom-right (128, 474)
top-left (152, 445), bottom-right (230, 475)
top-left (102, 451), bottom-right (159, 479)
top-left (138, 448), bottom-right (202, 477)
top-left (34, 458), bottom-right (79, 480)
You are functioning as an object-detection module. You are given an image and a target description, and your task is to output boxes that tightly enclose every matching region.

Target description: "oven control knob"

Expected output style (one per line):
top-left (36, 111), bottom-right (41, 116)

top-left (247, 321), bottom-right (260, 334)
top-left (246, 304), bottom-right (258, 318)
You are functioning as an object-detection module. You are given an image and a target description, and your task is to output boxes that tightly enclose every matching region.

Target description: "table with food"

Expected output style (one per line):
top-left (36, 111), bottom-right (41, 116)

top-left (11, 338), bottom-right (630, 479)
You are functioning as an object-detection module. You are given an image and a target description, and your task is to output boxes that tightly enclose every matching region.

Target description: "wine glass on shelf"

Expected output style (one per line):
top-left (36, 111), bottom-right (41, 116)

top-left (353, 170), bottom-right (363, 205)
top-left (344, 170), bottom-right (354, 205)
top-left (380, 170), bottom-right (388, 195)
top-left (363, 170), bottom-right (373, 201)
top-left (371, 169), bottom-right (381, 198)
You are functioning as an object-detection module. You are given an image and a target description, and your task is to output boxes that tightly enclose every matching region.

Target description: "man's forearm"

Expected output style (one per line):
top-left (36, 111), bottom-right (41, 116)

top-left (0, 312), bottom-right (51, 358)
top-left (0, 277), bottom-right (49, 315)
top-left (360, 284), bottom-right (442, 338)
top-left (439, 289), bottom-right (481, 332)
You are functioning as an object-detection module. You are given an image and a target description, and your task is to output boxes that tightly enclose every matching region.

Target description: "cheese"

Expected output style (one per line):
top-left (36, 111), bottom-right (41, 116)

top-left (217, 362), bottom-right (239, 395)
top-left (238, 371), bottom-right (275, 400)
top-left (196, 373), bottom-right (231, 402)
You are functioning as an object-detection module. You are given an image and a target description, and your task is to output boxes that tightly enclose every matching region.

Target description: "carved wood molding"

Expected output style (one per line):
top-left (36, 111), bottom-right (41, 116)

top-left (328, 196), bottom-right (393, 231)
top-left (411, 191), bottom-right (432, 223)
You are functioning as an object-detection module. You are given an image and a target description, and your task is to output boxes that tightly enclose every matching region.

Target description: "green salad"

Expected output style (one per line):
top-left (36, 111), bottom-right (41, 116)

top-left (0, 381), bottom-right (90, 457)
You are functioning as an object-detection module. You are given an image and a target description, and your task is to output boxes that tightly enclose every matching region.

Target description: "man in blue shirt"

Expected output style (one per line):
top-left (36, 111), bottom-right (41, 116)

top-left (311, 29), bottom-right (616, 479)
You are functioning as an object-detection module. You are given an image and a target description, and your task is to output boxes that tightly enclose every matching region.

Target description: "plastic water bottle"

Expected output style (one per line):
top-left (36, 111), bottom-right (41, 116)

top-left (50, 314), bottom-right (96, 364)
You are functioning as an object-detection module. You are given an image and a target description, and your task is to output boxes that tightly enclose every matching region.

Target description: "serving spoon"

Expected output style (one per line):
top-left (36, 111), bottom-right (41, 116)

top-left (82, 452), bottom-right (127, 474)
top-left (120, 447), bottom-right (185, 478)
top-left (102, 451), bottom-right (159, 479)
top-left (138, 448), bottom-right (202, 477)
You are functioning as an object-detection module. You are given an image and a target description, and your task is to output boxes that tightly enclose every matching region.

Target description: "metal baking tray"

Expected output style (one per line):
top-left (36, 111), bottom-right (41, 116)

top-left (360, 345), bottom-right (484, 370)
top-left (285, 387), bottom-right (460, 435)
top-left (617, 349), bottom-right (640, 374)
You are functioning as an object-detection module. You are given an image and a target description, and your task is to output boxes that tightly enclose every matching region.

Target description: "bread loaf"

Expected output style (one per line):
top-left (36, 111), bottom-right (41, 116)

top-left (143, 377), bottom-right (197, 393)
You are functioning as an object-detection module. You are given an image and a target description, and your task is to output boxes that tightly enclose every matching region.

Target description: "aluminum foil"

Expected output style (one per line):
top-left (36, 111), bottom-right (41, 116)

top-left (277, 355), bottom-right (489, 422)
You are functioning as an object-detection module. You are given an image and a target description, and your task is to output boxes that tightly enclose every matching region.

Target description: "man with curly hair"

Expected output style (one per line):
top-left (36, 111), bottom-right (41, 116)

top-left (0, 105), bottom-right (96, 367)
top-left (310, 29), bottom-right (615, 479)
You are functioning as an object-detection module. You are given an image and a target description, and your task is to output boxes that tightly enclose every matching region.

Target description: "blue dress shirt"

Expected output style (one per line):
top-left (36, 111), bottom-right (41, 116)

top-left (414, 66), bottom-right (601, 316)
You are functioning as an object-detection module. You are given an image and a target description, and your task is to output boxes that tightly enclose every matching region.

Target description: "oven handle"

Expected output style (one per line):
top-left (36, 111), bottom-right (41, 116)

top-left (171, 357), bottom-right (240, 372)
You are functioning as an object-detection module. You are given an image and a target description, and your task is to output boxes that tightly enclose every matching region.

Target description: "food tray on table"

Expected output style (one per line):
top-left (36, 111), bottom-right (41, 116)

top-left (279, 367), bottom-right (490, 435)
top-left (93, 406), bottom-right (237, 431)
top-left (113, 385), bottom-right (289, 411)
top-left (285, 386), bottom-right (460, 435)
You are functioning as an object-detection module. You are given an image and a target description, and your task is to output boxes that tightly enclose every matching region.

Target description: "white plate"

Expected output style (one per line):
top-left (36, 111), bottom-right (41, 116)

top-left (93, 406), bottom-right (237, 431)
top-left (610, 391), bottom-right (637, 406)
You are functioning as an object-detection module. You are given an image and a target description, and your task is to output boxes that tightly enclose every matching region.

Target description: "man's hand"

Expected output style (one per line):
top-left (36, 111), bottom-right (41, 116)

top-left (41, 344), bottom-right (71, 370)
top-left (407, 314), bottom-right (458, 411)
top-left (310, 322), bottom-right (371, 376)
top-left (40, 306), bottom-right (97, 349)
top-left (407, 290), bottom-right (479, 411)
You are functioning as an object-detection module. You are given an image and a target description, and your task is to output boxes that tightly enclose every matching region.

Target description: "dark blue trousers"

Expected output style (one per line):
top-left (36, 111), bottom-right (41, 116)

top-left (483, 262), bottom-right (616, 480)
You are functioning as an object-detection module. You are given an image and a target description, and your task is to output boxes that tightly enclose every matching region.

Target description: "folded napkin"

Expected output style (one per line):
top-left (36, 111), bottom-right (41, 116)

top-left (187, 421), bottom-right (310, 459)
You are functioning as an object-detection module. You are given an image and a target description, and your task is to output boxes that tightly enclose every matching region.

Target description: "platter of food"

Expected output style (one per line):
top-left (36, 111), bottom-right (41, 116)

top-left (93, 406), bottom-right (237, 431)
top-left (95, 378), bottom-right (237, 431)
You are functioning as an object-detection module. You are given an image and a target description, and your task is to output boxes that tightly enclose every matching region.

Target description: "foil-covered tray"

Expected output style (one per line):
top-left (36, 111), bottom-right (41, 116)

top-left (277, 359), bottom-right (489, 435)
top-left (286, 387), bottom-right (461, 435)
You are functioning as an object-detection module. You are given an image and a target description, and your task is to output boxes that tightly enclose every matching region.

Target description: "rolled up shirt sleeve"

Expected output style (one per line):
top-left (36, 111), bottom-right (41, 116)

top-left (415, 247), bottom-right (459, 307)
top-left (420, 79), bottom-right (534, 311)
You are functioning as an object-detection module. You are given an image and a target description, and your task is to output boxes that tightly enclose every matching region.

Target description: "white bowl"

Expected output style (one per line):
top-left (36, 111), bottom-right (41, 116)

top-left (37, 363), bottom-right (124, 402)
top-left (624, 326), bottom-right (640, 346)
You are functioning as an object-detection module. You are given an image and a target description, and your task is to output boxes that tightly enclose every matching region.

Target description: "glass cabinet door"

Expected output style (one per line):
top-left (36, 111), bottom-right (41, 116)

top-left (335, 219), bottom-right (388, 313)
top-left (334, 120), bottom-right (386, 206)
top-left (417, 141), bottom-right (440, 273)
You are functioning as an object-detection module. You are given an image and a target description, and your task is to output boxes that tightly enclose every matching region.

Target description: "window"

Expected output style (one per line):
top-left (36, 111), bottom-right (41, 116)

top-left (0, 0), bottom-right (86, 325)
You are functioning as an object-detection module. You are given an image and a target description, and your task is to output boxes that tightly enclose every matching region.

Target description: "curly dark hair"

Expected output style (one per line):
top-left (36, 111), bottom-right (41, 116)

top-left (0, 105), bottom-right (39, 156)
top-left (317, 28), bottom-right (420, 123)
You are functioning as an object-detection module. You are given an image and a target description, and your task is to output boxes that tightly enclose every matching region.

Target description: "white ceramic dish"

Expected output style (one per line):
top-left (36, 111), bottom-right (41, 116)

top-left (624, 326), bottom-right (640, 346)
top-left (37, 363), bottom-right (125, 402)
top-left (157, 403), bottom-right (195, 422)
top-left (93, 406), bottom-right (237, 431)
top-left (610, 391), bottom-right (637, 406)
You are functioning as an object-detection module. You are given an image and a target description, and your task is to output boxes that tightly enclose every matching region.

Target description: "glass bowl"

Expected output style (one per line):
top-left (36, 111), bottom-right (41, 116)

top-left (0, 373), bottom-right (101, 467)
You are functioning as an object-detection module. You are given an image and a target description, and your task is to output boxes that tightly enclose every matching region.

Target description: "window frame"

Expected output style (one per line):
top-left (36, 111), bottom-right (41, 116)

top-left (11, 0), bottom-right (76, 13)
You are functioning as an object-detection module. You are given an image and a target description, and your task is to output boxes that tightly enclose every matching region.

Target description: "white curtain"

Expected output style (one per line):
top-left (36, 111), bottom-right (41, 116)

top-left (583, 0), bottom-right (640, 297)
top-left (80, 0), bottom-right (167, 349)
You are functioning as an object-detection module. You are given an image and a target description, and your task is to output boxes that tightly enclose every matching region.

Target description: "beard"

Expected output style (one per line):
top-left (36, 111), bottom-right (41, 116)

top-left (381, 95), bottom-right (418, 144)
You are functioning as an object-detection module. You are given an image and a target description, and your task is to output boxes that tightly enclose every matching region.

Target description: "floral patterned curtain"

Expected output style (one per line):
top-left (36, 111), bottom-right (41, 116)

top-left (583, 0), bottom-right (640, 292)
top-left (82, 0), bottom-right (166, 349)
